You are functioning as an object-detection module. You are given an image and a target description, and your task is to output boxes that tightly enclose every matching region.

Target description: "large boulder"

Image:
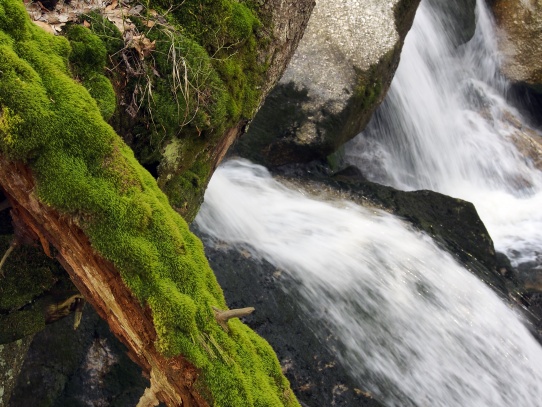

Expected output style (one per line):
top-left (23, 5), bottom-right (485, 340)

top-left (236, 0), bottom-right (421, 167)
top-left (491, 0), bottom-right (542, 92)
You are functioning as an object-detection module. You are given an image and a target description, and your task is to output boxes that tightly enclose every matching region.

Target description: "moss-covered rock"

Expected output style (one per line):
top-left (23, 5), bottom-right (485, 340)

top-left (236, 0), bottom-right (421, 167)
top-left (77, 0), bottom-right (311, 222)
top-left (0, 1), bottom-right (300, 405)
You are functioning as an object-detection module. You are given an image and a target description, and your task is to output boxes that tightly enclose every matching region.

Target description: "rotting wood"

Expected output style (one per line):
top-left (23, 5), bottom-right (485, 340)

top-left (137, 371), bottom-right (161, 407)
top-left (0, 156), bottom-right (210, 407)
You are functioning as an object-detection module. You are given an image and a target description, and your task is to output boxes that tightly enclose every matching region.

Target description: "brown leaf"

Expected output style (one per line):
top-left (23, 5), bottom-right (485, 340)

top-left (129, 34), bottom-right (156, 59)
top-left (105, 0), bottom-right (118, 11)
top-left (83, 20), bottom-right (91, 28)
top-left (143, 19), bottom-right (156, 28)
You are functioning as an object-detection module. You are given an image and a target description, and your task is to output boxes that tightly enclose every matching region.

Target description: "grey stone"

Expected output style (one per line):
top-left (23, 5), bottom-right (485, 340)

top-left (237, 0), bottom-right (421, 166)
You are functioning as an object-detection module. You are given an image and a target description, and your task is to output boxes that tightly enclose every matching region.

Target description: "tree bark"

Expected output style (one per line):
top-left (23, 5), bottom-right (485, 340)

top-left (0, 157), bottom-right (208, 406)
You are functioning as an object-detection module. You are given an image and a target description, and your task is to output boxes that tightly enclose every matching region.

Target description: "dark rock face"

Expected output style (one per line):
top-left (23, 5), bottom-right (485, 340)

top-left (236, 0), bottom-right (421, 167)
top-left (0, 337), bottom-right (33, 407)
top-left (9, 307), bottom-right (148, 407)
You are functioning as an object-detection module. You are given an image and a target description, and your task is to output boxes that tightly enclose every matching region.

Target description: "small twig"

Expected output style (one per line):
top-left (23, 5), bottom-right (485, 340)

top-left (212, 306), bottom-right (255, 333)
top-left (0, 239), bottom-right (17, 277)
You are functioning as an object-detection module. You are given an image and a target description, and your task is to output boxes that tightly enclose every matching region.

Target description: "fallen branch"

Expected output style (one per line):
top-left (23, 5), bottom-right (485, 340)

top-left (212, 306), bottom-right (255, 333)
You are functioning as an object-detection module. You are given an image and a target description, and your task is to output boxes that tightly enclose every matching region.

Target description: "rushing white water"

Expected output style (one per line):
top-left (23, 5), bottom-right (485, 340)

top-left (196, 159), bottom-right (542, 406)
top-left (345, 0), bottom-right (542, 267)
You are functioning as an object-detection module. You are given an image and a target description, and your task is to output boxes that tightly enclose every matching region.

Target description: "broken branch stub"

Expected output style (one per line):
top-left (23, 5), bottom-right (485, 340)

top-left (212, 306), bottom-right (255, 333)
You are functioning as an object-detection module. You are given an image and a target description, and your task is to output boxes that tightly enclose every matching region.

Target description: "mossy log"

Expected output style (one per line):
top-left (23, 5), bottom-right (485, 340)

top-left (0, 0), bottom-right (314, 404)
top-left (0, 158), bottom-right (206, 406)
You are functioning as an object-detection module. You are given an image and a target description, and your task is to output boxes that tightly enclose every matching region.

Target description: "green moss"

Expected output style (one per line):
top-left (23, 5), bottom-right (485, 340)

top-left (65, 24), bottom-right (116, 121)
top-left (0, 236), bottom-right (62, 312)
top-left (159, 156), bottom-right (211, 220)
top-left (0, 310), bottom-right (45, 344)
top-left (81, 1), bottom-right (269, 220)
top-left (83, 12), bottom-right (124, 55)
top-left (0, 3), bottom-right (298, 405)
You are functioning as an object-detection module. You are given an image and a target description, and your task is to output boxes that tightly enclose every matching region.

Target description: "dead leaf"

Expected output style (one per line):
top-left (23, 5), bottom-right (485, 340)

top-left (83, 20), bottom-right (91, 28)
top-left (33, 20), bottom-right (55, 35)
top-left (129, 34), bottom-right (156, 59)
top-left (106, 15), bottom-right (134, 33)
top-left (105, 0), bottom-right (118, 11)
top-left (143, 19), bottom-right (155, 28)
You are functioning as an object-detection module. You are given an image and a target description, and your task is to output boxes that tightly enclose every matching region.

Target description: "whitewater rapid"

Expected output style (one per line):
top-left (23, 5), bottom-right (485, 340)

top-left (196, 159), bottom-right (542, 406)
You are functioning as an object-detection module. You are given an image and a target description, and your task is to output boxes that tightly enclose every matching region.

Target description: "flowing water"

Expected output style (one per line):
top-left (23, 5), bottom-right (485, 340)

top-left (345, 0), bottom-right (542, 267)
top-left (197, 160), bottom-right (542, 406)
top-left (196, 0), bottom-right (542, 405)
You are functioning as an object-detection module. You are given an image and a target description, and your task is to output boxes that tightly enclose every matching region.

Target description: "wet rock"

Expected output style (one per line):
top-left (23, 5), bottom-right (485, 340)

top-left (236, 0), bottom-right (421, 167)
top-left (0, 337), bottom-right (33, 407)
top-left (9, 307), bottom-right (149, 407)
top-left (332, 166), bottom-right (511, 292)
top-left (491, 0), bottom-right (542, 92)
top-left (272, 163), bottom-right (510, 295)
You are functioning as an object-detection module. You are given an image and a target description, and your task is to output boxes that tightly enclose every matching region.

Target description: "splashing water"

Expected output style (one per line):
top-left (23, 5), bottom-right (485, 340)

top-left (345, 0), bottom-right (542, 266)
top-left (196, 159), bottom-right (542, 406)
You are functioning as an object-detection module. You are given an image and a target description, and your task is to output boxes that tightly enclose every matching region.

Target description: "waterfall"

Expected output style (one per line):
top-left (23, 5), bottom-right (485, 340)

top-left (345, 0), bottom-right (542, 267)
top-left (196, 160), bottom-right (542, 406)
top-left (196, 0), bottom-right (542, 405)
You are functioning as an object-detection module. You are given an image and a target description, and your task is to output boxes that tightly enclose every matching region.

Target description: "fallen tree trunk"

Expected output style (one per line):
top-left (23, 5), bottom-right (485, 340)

top-left (0, 1), bottom-right (312, 405)
top-left (0, 157), bottom-right (206, 406)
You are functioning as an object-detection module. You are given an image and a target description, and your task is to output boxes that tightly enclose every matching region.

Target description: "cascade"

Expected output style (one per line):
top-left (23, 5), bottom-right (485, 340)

top-left (345, 0), bottom-right (542, 267)
top-left (196, 0), bottom-right (542, 405)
